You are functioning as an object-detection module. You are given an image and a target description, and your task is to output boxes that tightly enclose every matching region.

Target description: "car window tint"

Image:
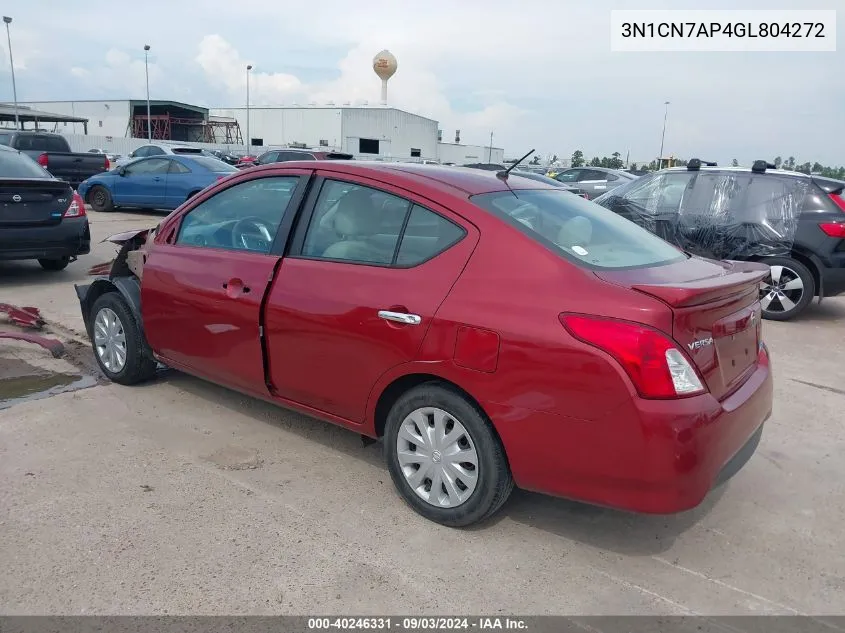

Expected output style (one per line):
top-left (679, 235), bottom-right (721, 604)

top-left (555, 170), bottom-right (580, 183)
top-left (0, 149), bottom-right (52, 178)
top-left (132, 147), bottom-right (149, 158)
top-left (176, 177), bottom-right (300, 254)
top-left (580, 170), bottom-right (606, 182)
top-left (258, 151), bottom-right (278, 164)
top-left (168, 160), bottom-right (191, 174)
top-left (0, 133), bottom-right (11, 146)
top-left (147, 146), bottom-right (166, 156)
top-left (301, 179), bottom-right (411, 265)
top-left (125, 158), bottom-right (171, 175)
top-left (606, 173), bottom-right (619, 182)
top-left (471, 189), bottom-right (685, 270)
top-left (395, 205), bottom-right (465, 266)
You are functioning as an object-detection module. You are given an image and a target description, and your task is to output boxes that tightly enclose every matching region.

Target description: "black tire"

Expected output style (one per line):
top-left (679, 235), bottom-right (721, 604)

top-left (89, 292), bottom-right (157, 385)
top-left (759, 256), bottom-right (815, 321)
top-left (89, 185), bottom-right (114, 212)
top-left (384, 383), bottom-right (513, 527)
top-left (38, 257), bottom-right (70, 271)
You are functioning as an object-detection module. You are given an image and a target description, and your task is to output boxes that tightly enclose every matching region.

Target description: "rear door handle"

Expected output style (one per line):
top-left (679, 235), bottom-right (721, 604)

top-left (378, 310), bottom-right (421, 325)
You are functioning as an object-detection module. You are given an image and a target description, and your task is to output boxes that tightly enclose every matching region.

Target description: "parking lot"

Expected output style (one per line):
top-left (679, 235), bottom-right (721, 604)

top-left (1, 208), bottom-right (844, 615)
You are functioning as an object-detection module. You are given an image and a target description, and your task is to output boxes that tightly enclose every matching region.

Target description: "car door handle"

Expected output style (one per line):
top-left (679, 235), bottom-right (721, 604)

top-left (378, 310), bottom-right (421, 325)
top-left (152, 176), bottom-right (162, 181)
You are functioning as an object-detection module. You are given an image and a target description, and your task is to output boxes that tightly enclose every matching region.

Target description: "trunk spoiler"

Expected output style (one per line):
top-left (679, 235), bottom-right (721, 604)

top-left (631, 264), bottom-right (768, 308)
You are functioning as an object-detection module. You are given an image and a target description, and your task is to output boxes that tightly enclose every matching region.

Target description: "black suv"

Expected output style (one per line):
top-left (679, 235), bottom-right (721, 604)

top-left (593, 159), bottom-right (845, 321)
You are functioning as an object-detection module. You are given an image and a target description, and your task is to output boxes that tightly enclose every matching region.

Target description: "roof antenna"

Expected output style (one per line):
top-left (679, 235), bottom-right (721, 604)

top-left (497, 149), bottom-right (535, 180)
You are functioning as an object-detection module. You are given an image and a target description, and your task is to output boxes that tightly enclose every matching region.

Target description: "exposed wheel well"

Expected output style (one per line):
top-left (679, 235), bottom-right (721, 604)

top-left (373, 373), bottom-right (494, 440)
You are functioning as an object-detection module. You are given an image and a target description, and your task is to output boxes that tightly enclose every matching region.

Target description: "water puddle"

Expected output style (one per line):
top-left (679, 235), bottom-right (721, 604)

top-left (0, 372), bottom-right (98, 410)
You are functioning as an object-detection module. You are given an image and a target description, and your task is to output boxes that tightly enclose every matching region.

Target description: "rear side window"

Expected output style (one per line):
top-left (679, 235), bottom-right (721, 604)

top-left (396, 205), bottom-right (465, 266)
top-left (0, 149), bottom-right (52, 178)
top-left (471, 189), bottom-right (686, 270)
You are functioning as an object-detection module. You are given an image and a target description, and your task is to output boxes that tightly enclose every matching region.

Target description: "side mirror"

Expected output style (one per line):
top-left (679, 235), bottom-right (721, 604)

top-left (118, 167), bottom-right (127, 176)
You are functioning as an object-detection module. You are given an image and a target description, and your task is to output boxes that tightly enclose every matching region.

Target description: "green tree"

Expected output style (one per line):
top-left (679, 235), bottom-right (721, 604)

top-left (589, 156), bottom-right (601, 167)
top-left (610, 151), bottom-right (623, 169)
top-left (630, 163), bottom-right (638, 171)
top-left (648, 160), bottom-right (658, 171)
top-left (773, 156), bottom-right (782, 169)
top-left (530, 155), bottom-right (540, 165)
top-left (786, 156), bottom-right (796, 170)
top-left (571, 150), bottom-right (585, 167)
top-left (812, 162), bottom-right (823, 174)
top-left (731, 158), bottom-right (739, 167)
top-left (796, 162), bottom-right (812, 174)
top-left (551, 154), bottom-right (558, 163)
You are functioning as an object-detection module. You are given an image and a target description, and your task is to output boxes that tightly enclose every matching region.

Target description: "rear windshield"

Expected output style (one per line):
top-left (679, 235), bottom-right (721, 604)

top-left (186, 156), bottom-right (238, 172)
top-left (12, 134), bottom-right (70, 152)
top-left (0, 149), bottom-right (53, 178)
top-left (471, 189), bottom-right (686, 270)
top-left (0, 133), bottom-right (11, 146)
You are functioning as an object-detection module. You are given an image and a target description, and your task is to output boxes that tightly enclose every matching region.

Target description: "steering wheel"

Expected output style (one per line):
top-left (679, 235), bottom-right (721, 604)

top-left (232, 216), bottom-right (275, 251)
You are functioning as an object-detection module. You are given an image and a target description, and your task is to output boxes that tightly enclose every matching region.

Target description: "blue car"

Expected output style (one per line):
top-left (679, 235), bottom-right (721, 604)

top-left (78, 154), bottom-right (238, 212)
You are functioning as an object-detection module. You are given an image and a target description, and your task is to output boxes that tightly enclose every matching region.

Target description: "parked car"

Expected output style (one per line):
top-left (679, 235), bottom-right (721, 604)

top-left (252, 148), bottom-right (354, 166)
top-left (0, 131), bottom-right (109, 187)
top-left (113, 143), bottom-right (210, 169)
top-left (74, 162), bottom-right (772, 527)
top-left (592, 160), bottom-right (845, 321)
top-left (78, 154), bottom-right (238, 212)
top-left (511, 170), bottom-right (588, 197)
top-left (236, 154), bottom-right (258, 168)
top-left (208, 149), bottom-right (240, 165)
top-left (0, 144), bottom-right (89, 271)
top-left (88, 148), bottom-right (123, 164)
top-left (550, 167), bottom-right (638, 199)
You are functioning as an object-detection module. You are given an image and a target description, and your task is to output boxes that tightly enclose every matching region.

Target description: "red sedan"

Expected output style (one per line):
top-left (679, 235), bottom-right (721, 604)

top-left (75, 161), bottom-right (773, 527)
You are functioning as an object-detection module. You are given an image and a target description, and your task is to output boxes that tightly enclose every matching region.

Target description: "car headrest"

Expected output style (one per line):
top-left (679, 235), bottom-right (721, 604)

top-left (557, 216), bottom-right (593, 247)
top-left (332, 190), bottom-right (383, 237)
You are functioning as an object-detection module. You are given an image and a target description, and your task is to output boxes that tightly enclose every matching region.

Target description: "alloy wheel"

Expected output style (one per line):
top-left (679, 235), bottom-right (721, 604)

top-left (93, 307), bottom-right (127, 373)
top-left (760, 265), bottom-right (804, 314)
top-left (396, 407), bottom-right (479, 508)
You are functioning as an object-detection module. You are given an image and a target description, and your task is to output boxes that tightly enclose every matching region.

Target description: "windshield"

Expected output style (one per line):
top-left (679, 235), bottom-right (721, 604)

top-left (0, 149), bottom-right (53, 178)
top-left (187, 156), bottom-right (239, 172)
top-left (471, 189), bottom-right (686, 270)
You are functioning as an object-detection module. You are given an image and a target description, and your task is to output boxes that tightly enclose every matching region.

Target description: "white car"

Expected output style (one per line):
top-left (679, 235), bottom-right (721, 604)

top-left (113, 143), bottom-right (211, 168)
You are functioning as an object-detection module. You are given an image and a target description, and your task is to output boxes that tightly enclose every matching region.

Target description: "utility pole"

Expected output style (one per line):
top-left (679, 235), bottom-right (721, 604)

top-left (3, 16), bottom-right (19, 130)
top-left (658, 101), bottom-right (670, 169)
top-left (488, 131), bottom-right (493, 163)
top-left (144, 45), bottom-right (152, 141)
top-left (246, 64), bottom-right (253, 152)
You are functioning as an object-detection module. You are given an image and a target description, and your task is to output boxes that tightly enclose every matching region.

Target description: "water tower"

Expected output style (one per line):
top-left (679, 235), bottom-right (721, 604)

top-left (372, 50), bottom-right (398, 106)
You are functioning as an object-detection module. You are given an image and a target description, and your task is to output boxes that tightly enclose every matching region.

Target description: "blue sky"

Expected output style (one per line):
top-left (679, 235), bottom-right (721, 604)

top-left (1, 0), bottom-right (842, 166)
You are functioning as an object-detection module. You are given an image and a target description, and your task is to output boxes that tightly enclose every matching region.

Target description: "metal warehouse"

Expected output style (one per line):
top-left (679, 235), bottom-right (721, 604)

top-left (13, 99), bottom-right (504, 164)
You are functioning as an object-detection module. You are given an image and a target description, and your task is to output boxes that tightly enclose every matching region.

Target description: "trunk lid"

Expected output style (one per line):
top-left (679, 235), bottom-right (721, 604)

top-left (596, 256), bottom-right (768, 400)
top-left (0, 179), bottom-right (74, 228)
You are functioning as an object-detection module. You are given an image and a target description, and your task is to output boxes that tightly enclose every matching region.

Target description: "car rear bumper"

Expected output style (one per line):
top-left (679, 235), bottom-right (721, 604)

top-left (0, 217), bottom-right (91, 261)
top-left (489, 346), bottom-right (773, 514)
top-left (820, 258), bottom-right (845, 297)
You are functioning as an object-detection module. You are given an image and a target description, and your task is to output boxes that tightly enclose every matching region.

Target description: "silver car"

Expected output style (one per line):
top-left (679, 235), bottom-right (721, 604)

top-left (551, 167), bottom-right (638, 199)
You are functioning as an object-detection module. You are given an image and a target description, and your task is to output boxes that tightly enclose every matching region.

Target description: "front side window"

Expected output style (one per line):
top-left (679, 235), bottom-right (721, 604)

top-left (554, 169), bottom-right (580, 183)
top-left (471, 189), bottom-right (686, 270)
top-left (125, 158), bottom-right (171, 175)
top-left (580, 170), bottom-right (607, 182)
top-left (176, 176), bottom-right (300, 253)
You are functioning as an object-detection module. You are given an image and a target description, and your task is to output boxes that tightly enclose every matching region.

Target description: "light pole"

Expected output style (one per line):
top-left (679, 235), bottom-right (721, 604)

top-left (245, 64), bottom-right (252, 152)
top-left (658, 100), bottom-right (670, 169)
top-left (3, 16), bottom-right (19, 130)
top-left (488, 131), bottom-right (493, 163)
top-left (144, 45), bottom-right (152, 142)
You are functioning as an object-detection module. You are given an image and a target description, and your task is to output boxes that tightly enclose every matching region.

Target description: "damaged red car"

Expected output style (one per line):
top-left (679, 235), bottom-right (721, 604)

top-left (75, 161), bottom-right (773, 526)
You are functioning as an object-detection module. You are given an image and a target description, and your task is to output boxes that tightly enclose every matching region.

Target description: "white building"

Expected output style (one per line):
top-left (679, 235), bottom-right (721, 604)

top-left (15, 99), bottom-right (507, 165)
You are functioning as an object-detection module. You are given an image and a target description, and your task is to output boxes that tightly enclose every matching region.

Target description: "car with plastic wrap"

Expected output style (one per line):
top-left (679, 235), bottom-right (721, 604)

top-left (78, 154), bottom-right (238, 212)
top-left (592, 159), bottom-right (845, 321)
top-left (74, 160), bottom-right (773, 527)
top-left (0, 144), bottom-right (88, 271)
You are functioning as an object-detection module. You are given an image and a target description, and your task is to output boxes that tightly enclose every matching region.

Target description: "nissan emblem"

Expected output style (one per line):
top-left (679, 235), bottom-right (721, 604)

top-left (12, 194), bottom-right (22, 202)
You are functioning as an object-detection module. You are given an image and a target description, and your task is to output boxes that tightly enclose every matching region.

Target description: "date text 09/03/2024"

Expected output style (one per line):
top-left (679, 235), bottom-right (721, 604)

top-left (307, 617), bottom-right (528, 630)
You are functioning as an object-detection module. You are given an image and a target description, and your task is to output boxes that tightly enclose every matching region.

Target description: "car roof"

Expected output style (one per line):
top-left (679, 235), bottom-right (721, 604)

top-left (663, 165), bottom-right (812, 179)
top-left (247, 160), bottom-right (557, 196)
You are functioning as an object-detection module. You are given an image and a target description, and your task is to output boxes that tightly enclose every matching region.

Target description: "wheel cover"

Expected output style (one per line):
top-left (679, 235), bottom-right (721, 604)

top-left (93, 189), bottom-right (106, 207)
top-left (93, 307), bottom-right (127, 372)
top-left (396, 407), bottom-right (479, 508)
top-left (760, 265), bottom-right (804, 313)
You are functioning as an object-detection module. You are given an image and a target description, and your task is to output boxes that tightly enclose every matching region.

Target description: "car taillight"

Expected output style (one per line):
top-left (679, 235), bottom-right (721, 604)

top-left (829, 192), bottom-right (845, 213)
top-left (819, 222), bottom-right (845, 238)
top-left (63, 192), bottom-right (86, 218)
top-left (37, 153), bottom-right (49, 167)
top-left (104, 156), bottom-right (110, 170)
top-left (559, 314), bottom-right (706, 399)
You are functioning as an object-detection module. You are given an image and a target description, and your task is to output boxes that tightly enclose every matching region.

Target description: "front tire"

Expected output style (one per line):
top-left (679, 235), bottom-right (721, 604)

top-left (759, 256), bottom-right (815, 321)
top-left (89, 293), bottom-right (156, 385)
top-left (38, 257), bottom-right (70, 271)
top-left (89, 185), bottom-right (114, 212)
top-left (384, 384), bottom-right (513, 527)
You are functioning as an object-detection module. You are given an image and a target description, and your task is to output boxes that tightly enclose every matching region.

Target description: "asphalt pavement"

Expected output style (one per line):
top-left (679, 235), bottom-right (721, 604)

top-left (1, 209), bottom-right (844, 615)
